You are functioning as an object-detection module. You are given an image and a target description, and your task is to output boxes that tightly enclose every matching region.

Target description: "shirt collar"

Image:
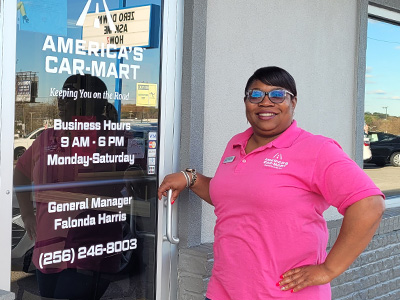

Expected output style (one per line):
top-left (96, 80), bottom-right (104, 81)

top-left (232, 120), bottom-right (302, 150)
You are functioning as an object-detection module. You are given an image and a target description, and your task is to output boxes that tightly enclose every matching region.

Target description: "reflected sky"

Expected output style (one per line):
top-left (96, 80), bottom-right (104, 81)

top-left (365, 19), bottom-right (400, 117)
top-left (16, 0), bottom-right (162, 105)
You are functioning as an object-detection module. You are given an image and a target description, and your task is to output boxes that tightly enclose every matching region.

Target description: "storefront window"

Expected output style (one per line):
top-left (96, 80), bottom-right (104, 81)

top-left (12, 0), bottom-right (162, 299)
top-left (364, 13), bottom-right (400, 198)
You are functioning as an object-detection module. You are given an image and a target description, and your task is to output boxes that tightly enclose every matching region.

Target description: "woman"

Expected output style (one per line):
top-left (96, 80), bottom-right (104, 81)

top-left (158, 66), bottom-right (385, 299)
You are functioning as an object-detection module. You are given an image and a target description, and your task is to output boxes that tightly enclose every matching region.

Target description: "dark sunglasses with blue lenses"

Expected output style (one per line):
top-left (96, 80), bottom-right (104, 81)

top-left (245, 89), bottom-right (294, 104)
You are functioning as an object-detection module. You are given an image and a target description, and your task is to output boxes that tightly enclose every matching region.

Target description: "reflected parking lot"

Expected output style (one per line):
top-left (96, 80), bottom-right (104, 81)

top-left (364, 163), bottom-right (400, 197)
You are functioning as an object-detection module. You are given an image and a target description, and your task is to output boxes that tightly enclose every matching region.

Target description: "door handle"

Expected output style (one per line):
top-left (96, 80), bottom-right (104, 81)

top-left (164, 189), bottom-right (179, 244)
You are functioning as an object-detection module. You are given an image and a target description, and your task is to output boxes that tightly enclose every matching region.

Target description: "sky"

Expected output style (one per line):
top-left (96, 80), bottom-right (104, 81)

top-left (16, 0), bottom-right (162, 105)
top-left (365, 18), bottom-right (400, 117)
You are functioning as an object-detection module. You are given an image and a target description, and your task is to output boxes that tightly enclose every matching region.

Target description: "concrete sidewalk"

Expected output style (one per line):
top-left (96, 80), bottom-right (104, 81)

top-left (0, 290), bottom-right (14, 300)
top-left (364, 164), bottom-right (400, 197)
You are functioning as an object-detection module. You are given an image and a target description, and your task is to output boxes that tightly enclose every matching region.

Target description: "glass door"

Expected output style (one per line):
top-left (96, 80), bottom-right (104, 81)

top-left (6, 0), bottom-right (182, 299)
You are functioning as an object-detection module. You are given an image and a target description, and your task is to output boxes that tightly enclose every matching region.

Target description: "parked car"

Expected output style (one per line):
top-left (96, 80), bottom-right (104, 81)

top-left (363, 133), bottom-right (372, 162)
top-left (13, 127), bottom-right (46, 160)
top-left (367, 131), bottom-right (400, 167)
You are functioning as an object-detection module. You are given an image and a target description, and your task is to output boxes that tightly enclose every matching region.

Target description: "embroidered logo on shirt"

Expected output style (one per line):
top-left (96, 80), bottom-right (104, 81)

top-left (223, 156), bottom-right (235, 163)
top-left (263, 153), bottom-right (289, 169)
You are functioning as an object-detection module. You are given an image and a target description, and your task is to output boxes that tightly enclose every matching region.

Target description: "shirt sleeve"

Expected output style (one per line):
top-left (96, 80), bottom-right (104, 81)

top-left (15, 142), bottom-right (34, 180)
top-left (311, 139), bottom-right (384, 215)
top-left (15, 130), bottom-right (44, 180)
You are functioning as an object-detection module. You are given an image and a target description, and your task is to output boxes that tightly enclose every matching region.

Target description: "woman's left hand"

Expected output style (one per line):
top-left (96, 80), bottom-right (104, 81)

top-left (277, 264), bottom-right (334, 293)
top-left (278, 196), bottom-right (384, 293)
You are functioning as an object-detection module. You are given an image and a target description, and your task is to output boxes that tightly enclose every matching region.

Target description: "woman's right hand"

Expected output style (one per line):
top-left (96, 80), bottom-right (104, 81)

top-left (157, 172), bottom-right (187, 204)
top-left (22, 213), bottom-right (37, 241)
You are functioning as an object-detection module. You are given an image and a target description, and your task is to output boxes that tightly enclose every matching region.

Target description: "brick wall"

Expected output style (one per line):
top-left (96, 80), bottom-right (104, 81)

top-left (330, 208), bottom-right (400, 300)
top-left (178, 207), bottom-right (400, 300)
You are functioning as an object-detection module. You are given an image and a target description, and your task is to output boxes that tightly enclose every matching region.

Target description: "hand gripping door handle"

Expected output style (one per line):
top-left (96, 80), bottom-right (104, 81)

top-left (164, 189), bottom-right (179, 244)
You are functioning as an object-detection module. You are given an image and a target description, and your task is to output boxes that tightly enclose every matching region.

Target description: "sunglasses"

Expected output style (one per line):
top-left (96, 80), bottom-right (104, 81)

top-left (245, 89), bottom-right (294, 104)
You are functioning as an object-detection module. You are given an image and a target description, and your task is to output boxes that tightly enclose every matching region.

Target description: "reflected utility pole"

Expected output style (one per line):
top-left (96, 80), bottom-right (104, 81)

top-left (382, 106), bottom-right (388, 133)
top-left (382, 106), bottom-right (388, 120)
top-left (30, 112), bottom-right (35, 132)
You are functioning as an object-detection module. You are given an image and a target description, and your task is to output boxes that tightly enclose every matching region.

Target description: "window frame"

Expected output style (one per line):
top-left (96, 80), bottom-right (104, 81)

top-left (360, 1), bottom-right (400, 207)
top-left (0, 0), bottom-right (17, 290)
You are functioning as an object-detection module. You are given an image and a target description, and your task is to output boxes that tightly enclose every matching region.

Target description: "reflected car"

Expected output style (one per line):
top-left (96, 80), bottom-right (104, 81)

top-left (363, 133), bottom-right (372, 162)
top-left (367, 132), bottom-right (400, 167)
top-left (13, 127), bottom-right (46, 160)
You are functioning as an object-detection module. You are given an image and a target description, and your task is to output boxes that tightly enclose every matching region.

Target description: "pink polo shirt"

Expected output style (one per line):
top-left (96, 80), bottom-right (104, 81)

top-left (207, 121), bottom-right (383, 300)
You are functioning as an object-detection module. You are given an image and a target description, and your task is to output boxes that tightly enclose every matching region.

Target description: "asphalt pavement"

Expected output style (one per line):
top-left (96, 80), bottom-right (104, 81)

top-left (364, 163), bottom-right (400, 198)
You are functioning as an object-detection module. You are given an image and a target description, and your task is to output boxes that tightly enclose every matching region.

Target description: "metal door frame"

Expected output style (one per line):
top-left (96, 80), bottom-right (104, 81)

top-left (0, 0), bottom-right (17, 291)
top-left (156, 0), bottom-right (184, 298)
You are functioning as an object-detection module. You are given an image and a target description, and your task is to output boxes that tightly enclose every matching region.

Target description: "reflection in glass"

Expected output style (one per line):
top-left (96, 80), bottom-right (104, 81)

top-left (12, 0), bottom-right (162, 299)
top-left (363, 17), bottom-right (400, 197)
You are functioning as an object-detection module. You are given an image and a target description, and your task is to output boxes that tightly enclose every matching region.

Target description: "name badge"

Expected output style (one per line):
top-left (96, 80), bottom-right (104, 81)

top-left (223, 156), bottom-right (235, 164)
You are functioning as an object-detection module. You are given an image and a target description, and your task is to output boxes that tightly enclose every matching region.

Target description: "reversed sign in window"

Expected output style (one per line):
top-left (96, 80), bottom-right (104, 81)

top-left (82, 5), bottom-right (153, 47)
top-left (16, 80), bottom-right (31, 102)
top-left (136, 83), bottom-right (158, 107)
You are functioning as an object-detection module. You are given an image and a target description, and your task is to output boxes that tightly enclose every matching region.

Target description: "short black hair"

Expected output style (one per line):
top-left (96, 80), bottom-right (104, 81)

top-left (244, 66), bottom-right (297, 97)
top-left (61, 74), bottom-right (108, 117)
